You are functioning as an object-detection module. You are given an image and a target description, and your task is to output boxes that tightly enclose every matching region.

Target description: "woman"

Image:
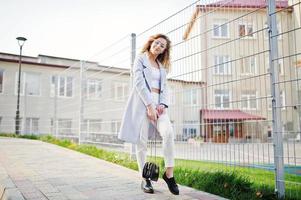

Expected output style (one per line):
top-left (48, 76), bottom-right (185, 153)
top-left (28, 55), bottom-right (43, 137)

top-left (118, 34), bottom-right (179, 195)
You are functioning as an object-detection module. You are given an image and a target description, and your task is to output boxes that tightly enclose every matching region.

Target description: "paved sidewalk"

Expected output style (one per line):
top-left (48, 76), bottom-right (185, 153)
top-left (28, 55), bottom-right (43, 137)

top-left (0, 137), bottom-right (227, 200)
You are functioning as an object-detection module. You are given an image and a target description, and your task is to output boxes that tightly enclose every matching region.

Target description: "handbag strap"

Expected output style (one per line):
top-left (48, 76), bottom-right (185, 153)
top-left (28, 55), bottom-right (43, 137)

top-left (150, 120), bottom-right (157, 164)
top-left (154, 120), bottom-right (157, 164)
top-left (154, 119), bottom-right (158, 164)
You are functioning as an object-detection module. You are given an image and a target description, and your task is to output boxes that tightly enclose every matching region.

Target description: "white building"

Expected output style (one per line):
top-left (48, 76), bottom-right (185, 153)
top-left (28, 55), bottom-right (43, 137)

top-left (0, 52), bottom-right (203, 143)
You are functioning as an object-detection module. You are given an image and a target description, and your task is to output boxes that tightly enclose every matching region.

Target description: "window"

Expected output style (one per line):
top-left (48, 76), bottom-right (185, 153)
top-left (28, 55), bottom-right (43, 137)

top-left (170, 120), bottom-right (175, 131)
top-left (241, 90), bottom-right (257, 110)
top-left (25, 118), bottom-right (39, 134)
top-left (82, 119), bottom-right (102, 134)
top-left (114, 82), bottom-right (128, 101)
top-left (239, 23), bottom-right (254, 38)
top-left (183, 121), bottom-right (198, 141)
top-left (213, 124), bottom-right (221, 133)
top-left (214, 55), bottom-right (231, 75)
top-left (265, 21), bottom-right (282, 39)
top-left (266, 56), bottom-right (284, 75)
top-left (15, 72), bottom-right (41, 96)
top-left (213, 124), bottom-right (226, 135)
top-left (268, 90), bottom-right (286, 110)
top-left (0, 69), bottom-right (3, 93)
top-left (280, 91), bottom-right (286, 109)
top-left (51, 75), bottom-right (73, 97)
top-left (183, 88), bottom-right (198, 105)
top-left (229, 122), bottom-right (235, 137)
top-left (58, 119), bottom-right (72, 135)
top-left (111, 120), bottom-right (121, 134)
top-left (214, 89), bottom-right (231, 108)
top-left (298, 90), bottom-right (301, 105)
top-left (241, 56), bottom-right (257, 75)
top-left (267, 126), bottom-right (272, 138)
top-left (50, 76), bottom-right (56, 96)
top-left (213, 21), bottom-right (229, 38)
top-left (50, 119), bottom-right (54, 134)
top-left (86, 79), bottom-right (102, 100)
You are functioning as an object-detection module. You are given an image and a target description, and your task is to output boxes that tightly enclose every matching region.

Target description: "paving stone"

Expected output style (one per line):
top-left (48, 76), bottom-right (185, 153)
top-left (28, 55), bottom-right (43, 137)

top-left (0, 137), bottom-right (228, 200)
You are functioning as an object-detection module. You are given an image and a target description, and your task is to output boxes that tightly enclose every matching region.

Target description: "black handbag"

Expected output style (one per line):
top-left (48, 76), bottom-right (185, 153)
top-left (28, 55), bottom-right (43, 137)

top-left (142, 121), bottom-right (160, 182)
top-left (142, 161), bottom-right (159, 181)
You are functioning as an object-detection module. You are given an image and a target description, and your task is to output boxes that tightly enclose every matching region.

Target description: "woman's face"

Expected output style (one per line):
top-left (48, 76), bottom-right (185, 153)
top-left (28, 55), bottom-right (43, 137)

top-left (150, 37), bottom-right (167, 56)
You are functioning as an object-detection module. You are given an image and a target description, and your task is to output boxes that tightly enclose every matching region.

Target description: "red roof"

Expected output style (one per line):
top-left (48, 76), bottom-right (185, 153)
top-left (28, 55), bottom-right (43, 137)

top-left (201, 109), bottom-right (266, 120)
top-left (199, 0), bottom-right (288, 9)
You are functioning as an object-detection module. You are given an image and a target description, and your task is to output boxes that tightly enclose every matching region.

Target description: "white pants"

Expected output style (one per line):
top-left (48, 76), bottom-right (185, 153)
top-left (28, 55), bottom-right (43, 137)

top-left (136, 92), bottom-right (175, 176)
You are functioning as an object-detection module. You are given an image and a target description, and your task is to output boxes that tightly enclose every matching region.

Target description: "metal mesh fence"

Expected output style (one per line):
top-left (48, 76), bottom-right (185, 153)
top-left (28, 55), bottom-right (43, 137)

top-left (129, 0), bottom-right (300, 198)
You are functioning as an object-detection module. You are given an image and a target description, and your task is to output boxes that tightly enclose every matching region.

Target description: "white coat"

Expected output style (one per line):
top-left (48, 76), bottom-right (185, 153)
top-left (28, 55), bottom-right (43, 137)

top-left (118, 52), bottom-right (169, 144)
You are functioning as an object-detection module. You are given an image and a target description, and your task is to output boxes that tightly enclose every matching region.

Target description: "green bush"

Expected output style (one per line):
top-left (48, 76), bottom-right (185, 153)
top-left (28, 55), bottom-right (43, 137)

top-left (0, 133), bottom-right (38, 140)
top-left (0, 133), bottom-right (18, 137)
top-left (174, 168), bottom-right (261, 200)
top-left (19, 134), bottom-right (39, 140)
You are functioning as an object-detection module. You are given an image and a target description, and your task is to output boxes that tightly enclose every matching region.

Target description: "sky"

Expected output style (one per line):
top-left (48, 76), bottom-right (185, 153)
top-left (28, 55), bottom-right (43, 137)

top-left (0, 0), bottom-right (197, 62)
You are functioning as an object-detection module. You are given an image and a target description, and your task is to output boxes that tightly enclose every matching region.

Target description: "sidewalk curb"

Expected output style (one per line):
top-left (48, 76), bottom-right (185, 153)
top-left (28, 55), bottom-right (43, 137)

top-left (0, 184), bottom-right (4, 199)
top-left (0, 187), bottom-right (25, 200)
top-left (0, 178), bottom-right (24, 200)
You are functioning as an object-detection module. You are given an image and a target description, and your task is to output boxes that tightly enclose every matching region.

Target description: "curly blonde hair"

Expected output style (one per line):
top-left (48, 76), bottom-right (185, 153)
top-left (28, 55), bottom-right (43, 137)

top-left (141, 33), bottom-right (171, 72)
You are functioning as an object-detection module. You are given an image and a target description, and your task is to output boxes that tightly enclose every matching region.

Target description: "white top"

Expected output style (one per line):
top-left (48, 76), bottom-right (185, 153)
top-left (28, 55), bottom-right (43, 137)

top-left (151, 67), bottom-right (160, 89)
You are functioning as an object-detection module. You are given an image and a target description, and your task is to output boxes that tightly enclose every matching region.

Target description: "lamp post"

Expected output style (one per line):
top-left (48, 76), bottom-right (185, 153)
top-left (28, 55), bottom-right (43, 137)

top-left (15, 36), bottom-right (27, 135)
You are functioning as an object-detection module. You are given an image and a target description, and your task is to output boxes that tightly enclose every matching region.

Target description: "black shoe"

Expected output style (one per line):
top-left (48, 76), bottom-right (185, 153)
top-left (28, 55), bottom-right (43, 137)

top-left (141, 179), bottom-right (154, 194)
top-left (163, 172), bottom-right (179, 195)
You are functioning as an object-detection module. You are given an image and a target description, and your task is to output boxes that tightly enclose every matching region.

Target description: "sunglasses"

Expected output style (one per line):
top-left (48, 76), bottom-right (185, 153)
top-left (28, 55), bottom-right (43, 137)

top-left (153, 40), bottom-right (166, 49)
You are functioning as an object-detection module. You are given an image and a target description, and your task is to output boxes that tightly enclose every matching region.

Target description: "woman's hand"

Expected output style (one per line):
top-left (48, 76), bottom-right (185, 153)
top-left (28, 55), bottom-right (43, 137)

top-left (156, 104), bottom-right (165, 116)
top-left (147, 104), bottom-right (158, 121)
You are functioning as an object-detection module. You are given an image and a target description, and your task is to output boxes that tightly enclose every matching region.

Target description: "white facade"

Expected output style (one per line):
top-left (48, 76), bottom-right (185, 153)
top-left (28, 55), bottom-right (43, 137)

top-left (0, 53), bottom-right (202, 142)
top-left (181, 1), bottom-right (300, 142)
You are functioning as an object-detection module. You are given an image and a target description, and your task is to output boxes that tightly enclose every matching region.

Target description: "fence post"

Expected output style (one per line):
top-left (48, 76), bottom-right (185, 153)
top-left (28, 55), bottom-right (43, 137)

top-left (78, 60), bottom-right (85, 145)
top-left (131, 33), bottom-right (136, 87)
top-left (53, 75), bottom-right (58, 138)
top-left (267, 0), bottom-right (285, 198)
top-left (22, 83), bottom-right (27, 135)
top-left (130, 33), bottom-right (136, 160)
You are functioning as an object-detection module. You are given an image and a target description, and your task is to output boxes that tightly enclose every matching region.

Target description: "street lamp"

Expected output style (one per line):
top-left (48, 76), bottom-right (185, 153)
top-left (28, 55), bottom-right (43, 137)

top-left (15, 36), bottom-right (27, 135)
